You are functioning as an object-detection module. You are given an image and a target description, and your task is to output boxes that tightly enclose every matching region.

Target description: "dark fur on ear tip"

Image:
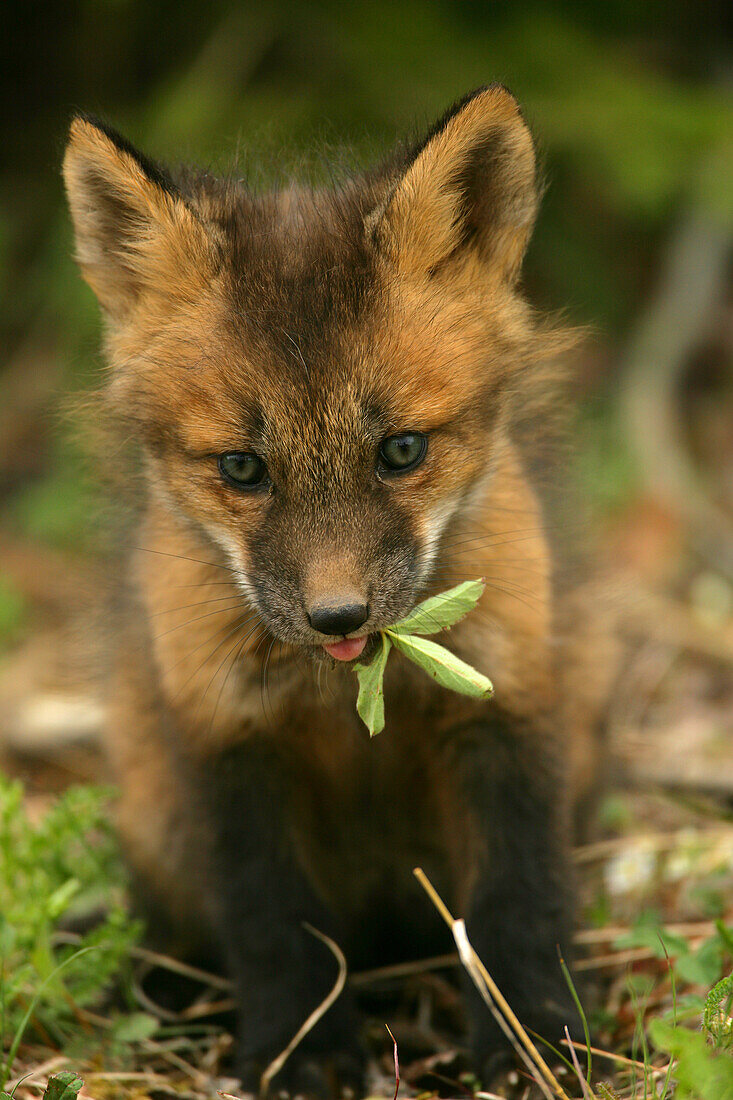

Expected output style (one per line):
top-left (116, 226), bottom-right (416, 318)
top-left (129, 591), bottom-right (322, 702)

top-left (69, 112), bottom-right (180, 199)
top-left (400, 83), bottom-right (530, 168)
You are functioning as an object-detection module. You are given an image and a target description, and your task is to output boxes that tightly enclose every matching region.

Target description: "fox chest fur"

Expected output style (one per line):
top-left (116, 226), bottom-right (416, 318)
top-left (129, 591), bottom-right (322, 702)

top-left (64, 86), bottom-right (610, 1094)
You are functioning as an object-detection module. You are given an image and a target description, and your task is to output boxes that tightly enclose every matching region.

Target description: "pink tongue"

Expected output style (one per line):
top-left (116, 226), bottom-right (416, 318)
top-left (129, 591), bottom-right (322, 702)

top-left (323, 636), bottom-right (367, 661)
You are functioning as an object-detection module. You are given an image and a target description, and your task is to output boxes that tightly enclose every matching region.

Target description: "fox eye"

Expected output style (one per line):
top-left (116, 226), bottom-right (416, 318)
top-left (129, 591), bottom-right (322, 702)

top-left (378, 432), bottom-right (428, 473)
top-left (218, 452), bottom-right (269, 489)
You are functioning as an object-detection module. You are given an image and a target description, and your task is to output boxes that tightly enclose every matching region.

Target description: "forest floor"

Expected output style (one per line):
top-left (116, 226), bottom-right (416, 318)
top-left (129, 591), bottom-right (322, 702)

top-left (1, 527), bottom-right (732, 1100)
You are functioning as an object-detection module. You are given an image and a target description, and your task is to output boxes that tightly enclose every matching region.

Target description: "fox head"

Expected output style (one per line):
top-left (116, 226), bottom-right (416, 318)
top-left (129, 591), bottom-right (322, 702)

top-left (64, 87), bottom-right (552, 663)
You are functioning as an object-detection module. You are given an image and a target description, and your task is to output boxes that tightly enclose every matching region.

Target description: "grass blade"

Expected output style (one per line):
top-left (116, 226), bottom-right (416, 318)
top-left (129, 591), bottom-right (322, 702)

top-left (0, 947), bottom-right (97, 1091)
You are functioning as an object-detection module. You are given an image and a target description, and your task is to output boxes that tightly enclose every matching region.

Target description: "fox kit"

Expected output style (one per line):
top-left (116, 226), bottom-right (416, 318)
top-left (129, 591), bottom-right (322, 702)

top-left (64, 87), bottom-right (609, 1094)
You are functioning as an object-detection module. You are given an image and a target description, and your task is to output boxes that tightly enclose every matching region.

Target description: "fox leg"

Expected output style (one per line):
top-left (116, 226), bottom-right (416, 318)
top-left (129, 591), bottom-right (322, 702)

top-left (441, 713), bottom-right (581, 1079)
top-left (195, 738), bottom-right (364, 1097)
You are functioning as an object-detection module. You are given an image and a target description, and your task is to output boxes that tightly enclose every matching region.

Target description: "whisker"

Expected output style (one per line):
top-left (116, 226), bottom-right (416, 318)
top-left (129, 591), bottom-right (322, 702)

top-left (481, 579), bottom-right (545, 611)
top-left (440, 515), bottom-right (585, 554)
top-left (169, 580), bottom-right (243, 590)
top-left (206, 636), bottom-right (250, 738)
top-left (195, 618), bottom-right (261, 716)
top-left (440, 531), bottom-right (554, 555)
top-left (260, 636), bottom-right (278, 726)
top-left (149, 594), bottom-right (244, 619)
top-left (152, 604), bottom-right (251, 643)
top-left (200, 618), bottom-right (265, 734)
top-left (440, 527), bottom-right (546, 552)
top-left (437, 575), bottom-right (545, 614)
top-left (438, 556), bottom-right (547, 575)
top-left (475, 574), bottom-right (545, 602)
top-left (203, 629), bottom-right (260, 739)
top-left (129, 545), bottom-right (232, 572)
top-left (167, 611), bottom-right (259, 684)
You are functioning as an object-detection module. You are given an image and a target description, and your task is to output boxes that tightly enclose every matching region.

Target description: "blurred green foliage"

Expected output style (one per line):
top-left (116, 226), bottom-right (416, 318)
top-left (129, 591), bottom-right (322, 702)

top-left (1, 1), bottom-right (731, 547)
top-left (0, 778), bottom-right (143, 1066)
top-left (0, 576), bottom-right (26, 652)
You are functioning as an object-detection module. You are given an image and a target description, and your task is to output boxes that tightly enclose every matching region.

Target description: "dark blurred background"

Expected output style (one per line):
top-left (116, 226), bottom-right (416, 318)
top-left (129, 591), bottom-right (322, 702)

top-left (1, 0), bottom-right (732, 790)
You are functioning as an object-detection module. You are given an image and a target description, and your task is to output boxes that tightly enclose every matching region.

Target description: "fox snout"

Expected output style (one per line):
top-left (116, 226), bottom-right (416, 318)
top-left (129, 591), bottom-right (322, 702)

top-left (303, 563), bottom-right (370, 637)
top-left (307, 600), bottom-right (369, 637)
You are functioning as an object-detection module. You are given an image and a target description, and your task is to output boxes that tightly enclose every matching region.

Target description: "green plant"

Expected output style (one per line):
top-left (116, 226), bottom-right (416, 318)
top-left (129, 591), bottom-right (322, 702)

top-left (2, 1069), bottom-right (84, 1100)
top-left (651, 1003), bottom-right (733, 1100)
top-left (0, 777), bottom-right (142, 1082)
top-left (702, 974), bottom-right (733, 1054)
top-left (610, 918), bottom-right (733, 1099)
top-left (615, 916), bottom-right (732, 993)
top-left (354, 580), bottom-right (493, 735)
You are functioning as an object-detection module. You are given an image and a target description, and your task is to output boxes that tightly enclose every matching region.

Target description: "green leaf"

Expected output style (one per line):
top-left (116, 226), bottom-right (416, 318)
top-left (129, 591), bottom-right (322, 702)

top-left (703, 974), bottom-right (733, 1051)
top-left (351, 578), bottom-right (492, 733)
top-left (111, 1012), bottom-right (159, 1042)
top-left (390, 579), bottom-right (485, 636)
top-left (354, 634), bottom-right (391, 736)
top-left (659, 993), bottom-right (707, 1026)
top-left (715, 921), bottom-right (733, 955)
top-left (676, 938), bottom-right (724, 987)
top-left (651, 1017), bottom-right (733, 1099)
top-left (43, 1072), bottom-right (84, 1100)
top-left (386, 632), bottom-right (493, 699)
top-left (46, 878), bottom-right (81, 920)
top-left (614, 924), bottom-right (690, 958)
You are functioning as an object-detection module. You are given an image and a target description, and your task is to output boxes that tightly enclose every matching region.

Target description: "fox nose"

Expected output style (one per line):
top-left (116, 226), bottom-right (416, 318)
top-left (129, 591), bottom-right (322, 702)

top-left (308, 601), bottom-right (369, 636)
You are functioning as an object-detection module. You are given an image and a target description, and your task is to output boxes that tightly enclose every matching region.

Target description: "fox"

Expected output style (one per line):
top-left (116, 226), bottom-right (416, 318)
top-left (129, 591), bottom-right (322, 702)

top-left (63, 86), bottom-right (613, 1096)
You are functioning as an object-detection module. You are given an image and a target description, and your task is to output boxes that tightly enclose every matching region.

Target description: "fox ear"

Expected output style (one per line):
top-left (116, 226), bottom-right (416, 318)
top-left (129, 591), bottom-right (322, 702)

top-left (63, 116), bottom-right (214, 321)
top-left (374, 86), bottom-right (537, 284)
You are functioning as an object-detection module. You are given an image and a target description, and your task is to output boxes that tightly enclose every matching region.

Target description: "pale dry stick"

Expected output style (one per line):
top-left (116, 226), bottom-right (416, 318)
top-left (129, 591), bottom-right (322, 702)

top-left (52, 931), bottom-right (233, 991)
top-left (351, 952), bottom-right (459, 985)
top-left (131, 963), bottom-right (181, 1022)
top-left (413, 867), bottom-right (570, 1100)
top-left (352, 923), bottom-right (721, 984)
top-left (86, 1071), bottom-right (169, 1083)
top-left (564, 1026), bottom-right (594, 1100)
top-left (123, 942), bottom-right (231, 990)
top-left (562, 1039), bottom-right (671, 1077)
top-left (259, 923), bottom-right (347, 1096)
top-left (573, 921), bottom-right (718, 946)
top-left (452, 921), bottom-right (554, 1100)
top-left (179, 997), bottom-right (238, 1021)
top-left (141, 1037), bottom-right (211, 1087)
top-left (574, 948), bottom-right (658, 973)
top-left (573, 825), bottom-right (733, 864)
top-left (5, 1057), bottom-right (68, 1094)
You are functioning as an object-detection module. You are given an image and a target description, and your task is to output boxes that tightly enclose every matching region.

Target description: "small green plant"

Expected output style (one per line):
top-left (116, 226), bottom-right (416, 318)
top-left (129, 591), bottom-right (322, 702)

top-left (615, 916), bottom-right (732, 1004)
top-left (702, 973), bottom-right (733, 1054)
top-left (1, 1069), bottom-right (83, 1100)
top-left (651, 999), bottom-right (733, 1100)
top-left (610, 919), bottom-right (733, 1099)
top-left (0, 776), bottom-right (142, 1084)
top-left (354, 580), bottom-right (493, 735)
